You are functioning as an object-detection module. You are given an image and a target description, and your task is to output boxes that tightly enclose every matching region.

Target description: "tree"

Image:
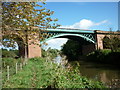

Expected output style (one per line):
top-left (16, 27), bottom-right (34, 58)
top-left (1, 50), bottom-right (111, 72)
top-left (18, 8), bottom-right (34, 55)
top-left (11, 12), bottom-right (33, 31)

top-left (61, 40), bottom-right (82, 61)
top-left (2, 2), bottom-right (60, 58)
top-left (1, 48), bottom-right (19, 58)
top-left (2, 2), bottom-right (60, 48)
top-left (103, 28), bottom-right (120, 52)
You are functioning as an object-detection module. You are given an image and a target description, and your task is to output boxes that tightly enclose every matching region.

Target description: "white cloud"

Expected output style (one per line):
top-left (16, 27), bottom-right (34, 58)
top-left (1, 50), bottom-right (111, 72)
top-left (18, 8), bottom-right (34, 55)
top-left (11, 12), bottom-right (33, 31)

top-left (95, 20), bottom-right (108, 26)
top-left (60, 19), bottom-right (108, 29)
top-left (42, 38), bottom-right (68, 50)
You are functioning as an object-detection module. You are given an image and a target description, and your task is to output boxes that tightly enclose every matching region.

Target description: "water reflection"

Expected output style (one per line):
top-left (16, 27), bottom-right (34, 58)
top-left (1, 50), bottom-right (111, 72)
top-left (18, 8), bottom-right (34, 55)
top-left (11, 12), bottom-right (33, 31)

top-left (79, 61), bottom-right (120, 88)
top-left (53, 55), bottom-right (62, 65)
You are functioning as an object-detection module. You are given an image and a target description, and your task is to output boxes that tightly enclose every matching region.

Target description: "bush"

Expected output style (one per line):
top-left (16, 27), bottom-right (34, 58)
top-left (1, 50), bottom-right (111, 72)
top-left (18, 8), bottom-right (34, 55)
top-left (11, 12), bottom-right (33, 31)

top-left (2, 49), bottom-right (19, 58)
top-left (86, 49), bottom-right (120, 66)
top-left (2, 58), bottom-right (22, 68)
top-left (101, 49), bottom-right (111, 55)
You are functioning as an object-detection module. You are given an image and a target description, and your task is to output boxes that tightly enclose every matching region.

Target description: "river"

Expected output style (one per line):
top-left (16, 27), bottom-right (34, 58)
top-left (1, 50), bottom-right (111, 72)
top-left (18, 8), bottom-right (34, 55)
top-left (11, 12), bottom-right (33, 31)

top-left (76, 60), bottom-right (120, 88)
top-left (54, 55), bottom-right (120, 88)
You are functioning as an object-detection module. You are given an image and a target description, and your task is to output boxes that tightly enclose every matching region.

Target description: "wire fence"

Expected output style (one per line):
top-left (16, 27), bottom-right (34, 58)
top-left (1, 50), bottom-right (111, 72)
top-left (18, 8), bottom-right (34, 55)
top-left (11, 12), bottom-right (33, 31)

top-left (2, 58), bottom-right (27, 84)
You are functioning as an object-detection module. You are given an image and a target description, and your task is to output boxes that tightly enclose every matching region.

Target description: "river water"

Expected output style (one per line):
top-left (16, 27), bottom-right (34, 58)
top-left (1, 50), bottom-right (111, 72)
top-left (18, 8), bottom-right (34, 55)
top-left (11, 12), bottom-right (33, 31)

top-left (54, 55), bottom-right (120, 88)
top-left (77, 60), bottom-right (120, 88)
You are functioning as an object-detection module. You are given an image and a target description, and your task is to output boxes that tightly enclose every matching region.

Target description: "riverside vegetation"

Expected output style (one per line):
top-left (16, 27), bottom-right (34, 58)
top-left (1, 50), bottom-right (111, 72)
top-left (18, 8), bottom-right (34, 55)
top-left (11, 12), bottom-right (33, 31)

top-left (2, 49), bottom-right (106, 88)
top-left (3, 57), bottom-right (106, 88)
top-left (61, 38), bottom-right (120, 67)
top-left (86, 49), bottom-right (120, 67)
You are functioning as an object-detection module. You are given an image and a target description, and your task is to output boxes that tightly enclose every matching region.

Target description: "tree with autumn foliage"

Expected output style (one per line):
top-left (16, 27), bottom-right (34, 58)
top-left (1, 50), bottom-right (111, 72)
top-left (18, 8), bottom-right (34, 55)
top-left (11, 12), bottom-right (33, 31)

top-left (2, 2), bottom-right (60, 58)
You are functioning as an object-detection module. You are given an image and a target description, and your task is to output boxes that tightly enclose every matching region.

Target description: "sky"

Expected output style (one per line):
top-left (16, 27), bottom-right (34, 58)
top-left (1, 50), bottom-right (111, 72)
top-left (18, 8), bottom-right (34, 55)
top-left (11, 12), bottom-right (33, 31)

top-left (2, 1), bottom-right (118, 50)
top-left (46, 0), bottom-right (120, 2)
top-left (41, 2), bottom-right (119, 50)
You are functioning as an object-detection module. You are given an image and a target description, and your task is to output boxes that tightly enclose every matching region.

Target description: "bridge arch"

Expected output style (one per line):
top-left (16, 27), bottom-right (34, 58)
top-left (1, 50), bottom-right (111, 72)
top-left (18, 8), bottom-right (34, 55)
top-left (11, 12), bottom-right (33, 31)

top-left (41, 33), bottom-right (96, 55)
top-left (102, 36), bottom-right (110, 49)
top-left (40, 33), bottom-right (95, 44)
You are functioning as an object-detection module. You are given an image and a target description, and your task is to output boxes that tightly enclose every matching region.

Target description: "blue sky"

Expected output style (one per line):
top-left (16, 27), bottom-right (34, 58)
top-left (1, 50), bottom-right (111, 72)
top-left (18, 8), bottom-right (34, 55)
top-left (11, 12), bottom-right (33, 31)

top-left (41, 2), bottom-right (119, 50)
top-left (41, 2), bottom-right (118, 31)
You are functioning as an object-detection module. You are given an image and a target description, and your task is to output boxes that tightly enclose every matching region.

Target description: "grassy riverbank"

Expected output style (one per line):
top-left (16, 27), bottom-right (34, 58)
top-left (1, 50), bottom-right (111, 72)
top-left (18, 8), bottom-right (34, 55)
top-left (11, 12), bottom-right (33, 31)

top-left (3, 57), bottom-right (106, 88)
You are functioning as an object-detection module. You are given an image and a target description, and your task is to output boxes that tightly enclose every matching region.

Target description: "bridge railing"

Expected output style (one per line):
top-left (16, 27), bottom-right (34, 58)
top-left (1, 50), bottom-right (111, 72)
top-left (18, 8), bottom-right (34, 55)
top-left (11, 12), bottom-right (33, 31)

top-left (40, 28), bottom-right (95, 34)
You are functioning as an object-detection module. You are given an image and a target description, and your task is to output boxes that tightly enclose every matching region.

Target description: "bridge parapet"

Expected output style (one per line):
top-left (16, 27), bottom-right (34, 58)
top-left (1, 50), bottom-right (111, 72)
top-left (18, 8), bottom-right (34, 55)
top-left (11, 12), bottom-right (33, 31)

top-left (95, 30), bottom-right (120, 35)
top-left (43, 28), bottom-right (95, 34)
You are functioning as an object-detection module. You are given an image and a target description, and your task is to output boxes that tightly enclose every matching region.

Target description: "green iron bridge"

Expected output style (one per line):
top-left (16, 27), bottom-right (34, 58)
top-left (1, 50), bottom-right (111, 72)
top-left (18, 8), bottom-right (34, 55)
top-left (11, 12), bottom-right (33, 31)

top-left (40, 28), bottom-right (96, 44)
top-left (40, 28), bottom-right (120, 55)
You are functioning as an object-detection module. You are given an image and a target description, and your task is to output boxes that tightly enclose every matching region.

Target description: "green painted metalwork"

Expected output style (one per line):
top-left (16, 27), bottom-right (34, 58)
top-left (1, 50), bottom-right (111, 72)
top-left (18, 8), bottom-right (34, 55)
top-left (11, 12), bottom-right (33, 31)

top-left (40, 33), bottom-right (95, 44)
top-left (40, 28), bottom-right (96, 44)
top-left (45, 28), bottom-right (95, 33)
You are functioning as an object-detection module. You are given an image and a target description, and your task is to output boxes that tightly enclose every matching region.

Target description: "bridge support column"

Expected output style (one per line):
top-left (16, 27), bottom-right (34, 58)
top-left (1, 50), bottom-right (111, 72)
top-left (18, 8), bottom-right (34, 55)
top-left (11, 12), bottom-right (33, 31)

top-left (96, 34), bottom-right (105, 49)
top-left (94, 30), bottom-right (105, 49)
top-left (27, 31), bottom-right (41, 58)
top-left (27, 41), bottom-right (41, 58)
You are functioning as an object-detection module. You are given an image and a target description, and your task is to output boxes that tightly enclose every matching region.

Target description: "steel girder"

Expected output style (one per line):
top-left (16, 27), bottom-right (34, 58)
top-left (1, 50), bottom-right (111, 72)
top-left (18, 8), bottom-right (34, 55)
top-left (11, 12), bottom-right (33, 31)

top-left (40, 31), bottom-right (95, 44)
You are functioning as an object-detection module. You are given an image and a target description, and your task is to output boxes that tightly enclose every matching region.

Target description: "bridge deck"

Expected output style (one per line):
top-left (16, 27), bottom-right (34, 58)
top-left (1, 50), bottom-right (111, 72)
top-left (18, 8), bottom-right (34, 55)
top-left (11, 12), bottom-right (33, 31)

top-left (41, 28), bottom-right (95, 34)
top-left (40, 28), bottom-right (120, 35)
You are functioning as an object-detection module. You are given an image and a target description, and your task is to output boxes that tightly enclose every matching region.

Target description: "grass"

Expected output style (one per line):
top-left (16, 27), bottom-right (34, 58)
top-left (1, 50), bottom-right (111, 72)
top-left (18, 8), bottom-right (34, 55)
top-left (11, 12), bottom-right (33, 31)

top-left (2, 58), bottom-right (25, 84)
top-left (2, 57), bottom-right (106, 88)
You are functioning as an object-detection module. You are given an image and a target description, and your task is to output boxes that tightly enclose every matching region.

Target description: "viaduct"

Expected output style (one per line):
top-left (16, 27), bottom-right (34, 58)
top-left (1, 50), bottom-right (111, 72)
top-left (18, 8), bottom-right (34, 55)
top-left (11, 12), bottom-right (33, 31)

top-left (2, 27), bottom-right (120, 58)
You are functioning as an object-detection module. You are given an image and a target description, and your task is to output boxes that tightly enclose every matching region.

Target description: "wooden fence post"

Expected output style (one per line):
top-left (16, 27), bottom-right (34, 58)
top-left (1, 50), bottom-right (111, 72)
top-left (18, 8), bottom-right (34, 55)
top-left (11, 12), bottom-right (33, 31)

top-left (16, 63), bottom-right (18, 74)
top-left (20, 63), bottom-right (22, 70)
top-left (7, 66), bottom-right (9, 80)
top-left (3, 61), bottom-right (5, 67)
top-left (23, 58), bottom-right (26, 66)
